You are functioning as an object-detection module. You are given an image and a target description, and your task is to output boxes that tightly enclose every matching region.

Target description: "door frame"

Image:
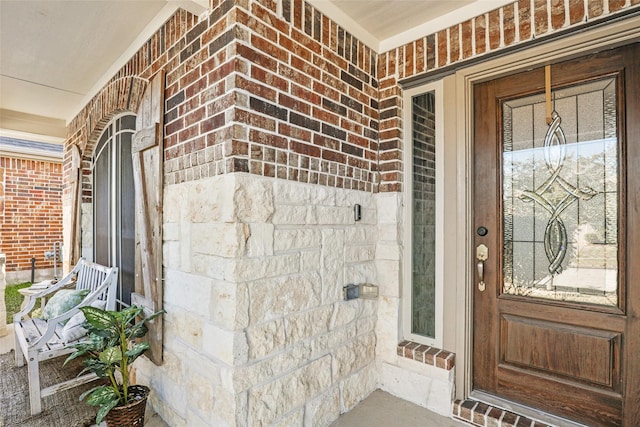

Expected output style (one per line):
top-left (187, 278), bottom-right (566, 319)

top-left (451, 16), bottom-right (640, 408)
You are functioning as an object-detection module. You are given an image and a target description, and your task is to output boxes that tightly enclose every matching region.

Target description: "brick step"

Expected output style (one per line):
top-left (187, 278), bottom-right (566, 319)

top-left (453, 399), bottom-right (552, 427)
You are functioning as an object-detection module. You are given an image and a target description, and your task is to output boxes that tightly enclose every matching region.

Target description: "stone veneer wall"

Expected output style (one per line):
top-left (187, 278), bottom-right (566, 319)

top-left (0, 156), bottom-right (62, 282)
top-left (136, 174), bottom-right (378, 425)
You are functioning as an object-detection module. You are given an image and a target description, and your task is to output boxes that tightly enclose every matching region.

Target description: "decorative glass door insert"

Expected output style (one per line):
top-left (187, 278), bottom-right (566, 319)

top-left (502, 77), bottom-right (618, 306)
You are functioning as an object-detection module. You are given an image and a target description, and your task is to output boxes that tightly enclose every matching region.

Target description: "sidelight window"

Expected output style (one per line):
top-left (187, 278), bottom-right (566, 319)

top-left (403, 82), bottom-right (444, 347)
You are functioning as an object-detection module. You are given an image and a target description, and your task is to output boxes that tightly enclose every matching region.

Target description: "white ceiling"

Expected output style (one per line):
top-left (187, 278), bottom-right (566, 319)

top-left (0, 0), bottom-right (511, 141)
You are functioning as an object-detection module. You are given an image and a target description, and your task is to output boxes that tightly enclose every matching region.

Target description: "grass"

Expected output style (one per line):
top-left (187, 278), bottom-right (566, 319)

top-left (5, 282), bottom-right (31, 323)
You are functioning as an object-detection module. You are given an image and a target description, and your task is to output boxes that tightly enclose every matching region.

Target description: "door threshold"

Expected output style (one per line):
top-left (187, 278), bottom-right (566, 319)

top-left (461, 391), bottom-right (590, 427)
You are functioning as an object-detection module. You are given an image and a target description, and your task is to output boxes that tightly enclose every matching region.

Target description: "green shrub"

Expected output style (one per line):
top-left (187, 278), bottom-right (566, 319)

top-left (5, 282), bottom-right (31, 323)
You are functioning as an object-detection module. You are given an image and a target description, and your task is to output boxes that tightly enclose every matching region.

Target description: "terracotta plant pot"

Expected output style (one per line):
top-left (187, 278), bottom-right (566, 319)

top-left (105, 385), bottom-right (150, 427)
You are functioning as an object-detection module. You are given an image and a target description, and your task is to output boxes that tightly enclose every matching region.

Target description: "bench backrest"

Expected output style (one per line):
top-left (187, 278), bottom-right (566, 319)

top-left (75, 260), bottom-right (118, 310)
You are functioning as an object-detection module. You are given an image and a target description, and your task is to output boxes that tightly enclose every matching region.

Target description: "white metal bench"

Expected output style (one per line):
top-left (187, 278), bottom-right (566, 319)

top-left (13, 258), bottom-right (118, 415)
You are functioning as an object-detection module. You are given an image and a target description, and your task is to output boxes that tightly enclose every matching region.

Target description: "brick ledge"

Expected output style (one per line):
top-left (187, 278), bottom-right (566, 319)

top-left (396, 340), bottom-right (455, 370)
top-left (453, 399), bottom-right (552, 427)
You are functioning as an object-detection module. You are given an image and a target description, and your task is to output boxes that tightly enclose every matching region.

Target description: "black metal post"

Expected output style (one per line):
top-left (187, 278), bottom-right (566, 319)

top-left (31, 257), bottom-right (36, 283)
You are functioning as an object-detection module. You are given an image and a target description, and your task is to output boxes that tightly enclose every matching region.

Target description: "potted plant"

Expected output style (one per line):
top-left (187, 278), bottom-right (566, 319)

top-left (65, 305), bottom-right (163, 426)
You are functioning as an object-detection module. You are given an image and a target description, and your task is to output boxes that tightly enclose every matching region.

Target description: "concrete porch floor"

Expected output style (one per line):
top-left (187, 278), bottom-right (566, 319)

top-left (331, 390), bottom-right (468, 427)
top-left (142, 390), bottom-right (468, 427)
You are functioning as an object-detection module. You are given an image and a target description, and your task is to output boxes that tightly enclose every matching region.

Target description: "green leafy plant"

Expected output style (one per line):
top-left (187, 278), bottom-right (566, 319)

top-left (5, 282), bottom-right (31, 323)
top-left (65, 305), bottom-right (163, 424)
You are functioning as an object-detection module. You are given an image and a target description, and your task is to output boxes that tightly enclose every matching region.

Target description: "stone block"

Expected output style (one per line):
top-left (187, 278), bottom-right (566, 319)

top-left (176, 214), bottom-right (191, 270)
top-left (164, 183), bottom-right (184, 223)
top-left (310, 324), bottom-right (357, 360)
top-left (156, 242), bottom-right (176, 273)
top-left (233, 253), bottom-right (300, 281)
top-left (315, 205), bottom-right (352, 225)
top-left (285, 305), bottom-right (332, 344)
top-left (376, 192), bottom-right (401, 224)
top-left (310, 185), bottom-right (338, 205)
top-left (184, 411), bottom-right (211, 427)
top-left (378, 223), bottom-right (399, 241)
top-left (343, 262), bottom-right (376, 286)
top-left (191, 253), bottom-right (234, 281)
top-left (202, 322), bottom-right (248, 365)
top-left (187, 175), bottom-right (236, 223)
top-left (210, 279), bottom-right (249, 329)
top-left (272, 409), bottom-right (304, 427)
top-left (376, 241), bottom-right (400, 260)
top-left (273, 228), bottom-right (322, 252)
top-left (163, 221), bottom-right (180, 241)
top-left (247, 318), bottom-right (286, 359)
top-left (233, 175), bottom-right (274, 222)
top-left (145, 366), bottom-right (188, 422)
top-left (273, 180), bottom-right (312, 203)
top-left (248, 372), bottom-right (294, 426)
top-left (234, 392), bottom-right (249, 427)
top-left (164, 269), bottom-right (214, 316)
top-left (248, 356), bottom-right (331, 426)
top-left (149, 391), bottom-right (187, 427)
top-left (246, 223), bottom-right (274, 257)
top-left (305, 386), bottom-right (340, 427)
top-left (376, 259), bottom-right (401, 297)
top-left (375, 296), bottom-right (401, 363)
top-left (345, 225), bottom-right (377, 243)
top-left (379, 361), bottom-right (454, 417)
top-left (272, 204), bottom-right (309, 225)
top-left (344, 244), bottom-right (376, 263)
top-left (321, 230), bottom-right (345, 303)
top-left (207, 385), bottom-right (237, 427)
top-left (155, 348), bottom-right (184, 384)
top-left (248, 272), bottom-right (321, 324)
top-left (233, 342), bottom-right (313, 391)
top-left (330, 300), bottom-right (361, 330)
top-left (192, 222), bottom-right (248, 257)
top-left (185, 372), bottom-right (216, 418)
top-left (300, 250), bottom-right (321, 271)
top-left (335, 188), bottom-right (373, 207)
top-left (332, 332), bottom-right (376, 380)
top-left (340, 363), bottom-right (377, 412)
top-left (163, 306), bottom-right (203, 349)
top-left (357, 316), bottom-right (377, 336)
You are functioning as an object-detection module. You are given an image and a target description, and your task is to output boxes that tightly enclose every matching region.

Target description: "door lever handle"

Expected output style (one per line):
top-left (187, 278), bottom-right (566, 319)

top-left (476, 244), bottom-right (488, 292)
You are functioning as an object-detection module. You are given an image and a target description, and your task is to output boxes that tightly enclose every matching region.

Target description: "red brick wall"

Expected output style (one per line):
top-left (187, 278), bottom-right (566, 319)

top-left (0, 156), bottom-right (63, 273)
top-left (160, 0), bottom-right (380, 191)
top-left (377, 0), bottom-right (639, 191)
top-left (65, 0), bottom-right (639, 199)
top-left (65, 9), bottom-right (200, 203)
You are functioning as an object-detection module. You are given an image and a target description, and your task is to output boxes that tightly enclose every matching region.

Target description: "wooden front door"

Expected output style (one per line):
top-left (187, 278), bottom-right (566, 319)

top-left (472, 43), bottom-right (640, 426)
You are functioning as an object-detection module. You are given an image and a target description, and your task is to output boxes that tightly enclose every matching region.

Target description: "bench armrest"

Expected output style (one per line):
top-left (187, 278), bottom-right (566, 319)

top-left (13, 258), bottom-right (85, 322)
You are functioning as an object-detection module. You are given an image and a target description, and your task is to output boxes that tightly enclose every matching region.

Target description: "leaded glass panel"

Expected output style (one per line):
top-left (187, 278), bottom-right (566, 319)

top-left (502, 78), bottom-right (618, 306)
